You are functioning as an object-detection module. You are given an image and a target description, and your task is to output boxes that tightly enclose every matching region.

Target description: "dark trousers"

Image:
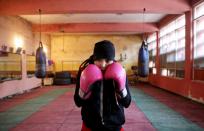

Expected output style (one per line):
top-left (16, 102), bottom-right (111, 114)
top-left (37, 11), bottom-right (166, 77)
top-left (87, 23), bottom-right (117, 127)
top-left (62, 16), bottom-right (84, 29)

top-left (81, 122), bottom-right (124, 131)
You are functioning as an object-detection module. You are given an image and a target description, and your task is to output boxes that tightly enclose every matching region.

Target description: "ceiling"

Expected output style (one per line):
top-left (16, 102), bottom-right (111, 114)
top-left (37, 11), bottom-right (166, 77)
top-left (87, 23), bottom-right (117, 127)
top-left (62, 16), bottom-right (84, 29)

top-left (0, 0), bottom-right (192, 34)
top-left (20, 13), bottom-right (165, 24)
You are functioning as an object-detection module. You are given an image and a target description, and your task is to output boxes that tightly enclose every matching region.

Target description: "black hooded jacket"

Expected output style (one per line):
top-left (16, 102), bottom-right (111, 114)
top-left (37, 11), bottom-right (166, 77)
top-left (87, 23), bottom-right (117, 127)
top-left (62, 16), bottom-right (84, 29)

top-left (74, 62), bottom-right (131, 131)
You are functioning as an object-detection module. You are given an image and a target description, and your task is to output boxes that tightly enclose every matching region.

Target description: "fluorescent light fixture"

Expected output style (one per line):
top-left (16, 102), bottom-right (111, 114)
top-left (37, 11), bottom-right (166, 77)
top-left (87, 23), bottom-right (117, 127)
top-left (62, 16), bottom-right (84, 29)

top-left (14, 35), bottom-right (23, 48)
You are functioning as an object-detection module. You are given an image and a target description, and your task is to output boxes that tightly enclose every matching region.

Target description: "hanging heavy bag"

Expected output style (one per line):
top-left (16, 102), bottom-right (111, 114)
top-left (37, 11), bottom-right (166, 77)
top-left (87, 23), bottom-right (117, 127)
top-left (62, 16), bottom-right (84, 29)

top-left (35, 42), bottom-right (46, 78)
top-left (138, 41), bottom-right (149, 77)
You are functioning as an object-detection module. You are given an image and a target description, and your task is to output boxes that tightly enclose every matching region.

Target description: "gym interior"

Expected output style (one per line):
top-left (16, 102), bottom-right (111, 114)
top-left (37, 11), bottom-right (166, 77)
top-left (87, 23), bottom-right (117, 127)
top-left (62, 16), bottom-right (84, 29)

top-left (0, 0), bottom-right (204, 130)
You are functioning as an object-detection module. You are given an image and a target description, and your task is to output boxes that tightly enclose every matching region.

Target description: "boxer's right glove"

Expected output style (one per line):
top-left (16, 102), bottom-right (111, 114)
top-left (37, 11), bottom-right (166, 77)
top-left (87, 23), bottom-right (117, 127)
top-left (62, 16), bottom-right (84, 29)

top-left (79, 64), bottom-right (103, 99)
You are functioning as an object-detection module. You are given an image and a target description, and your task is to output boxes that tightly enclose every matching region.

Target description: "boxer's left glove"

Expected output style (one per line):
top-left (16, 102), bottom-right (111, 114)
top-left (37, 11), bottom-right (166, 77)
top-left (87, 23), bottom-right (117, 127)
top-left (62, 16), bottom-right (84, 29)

top-left (104, 62), bottom-right (127, 98)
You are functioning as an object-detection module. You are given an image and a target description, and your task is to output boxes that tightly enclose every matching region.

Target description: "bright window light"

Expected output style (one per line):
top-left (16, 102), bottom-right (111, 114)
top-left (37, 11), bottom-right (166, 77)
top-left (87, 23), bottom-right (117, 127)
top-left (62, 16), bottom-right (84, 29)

top-left (161, 69), bottom-right (168, 76)
top-left (153, 68), bottom-right (157, 74)
top-left (43, 45), bottom-right (48, 54)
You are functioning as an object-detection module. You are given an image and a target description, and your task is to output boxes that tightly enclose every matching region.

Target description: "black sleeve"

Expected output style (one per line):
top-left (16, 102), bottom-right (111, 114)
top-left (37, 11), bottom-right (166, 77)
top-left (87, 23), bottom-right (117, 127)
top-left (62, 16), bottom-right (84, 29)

top-left (118, 77), bottom-right (131, 108)
top-left (74, 69), bottom-right (85, 107)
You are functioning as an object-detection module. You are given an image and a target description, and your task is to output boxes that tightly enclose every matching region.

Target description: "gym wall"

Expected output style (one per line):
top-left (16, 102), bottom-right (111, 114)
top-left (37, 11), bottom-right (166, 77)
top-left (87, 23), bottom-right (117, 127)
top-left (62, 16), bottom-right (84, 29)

top-left (50, 35), bottom-right (142, 75)
top-left (0, 16), bottom-right (44, 98)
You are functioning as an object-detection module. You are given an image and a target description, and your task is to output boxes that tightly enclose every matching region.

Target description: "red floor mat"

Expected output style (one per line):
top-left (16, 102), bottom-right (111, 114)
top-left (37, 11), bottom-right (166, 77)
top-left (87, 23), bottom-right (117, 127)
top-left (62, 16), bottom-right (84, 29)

top-left (11, 86), bottom-right (155, 131)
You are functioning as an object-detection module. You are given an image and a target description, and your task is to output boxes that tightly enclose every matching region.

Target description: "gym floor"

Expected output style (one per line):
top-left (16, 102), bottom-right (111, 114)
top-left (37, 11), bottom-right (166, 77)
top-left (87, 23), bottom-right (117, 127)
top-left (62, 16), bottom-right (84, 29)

top-left (0, 83), bottom-right (204, 131)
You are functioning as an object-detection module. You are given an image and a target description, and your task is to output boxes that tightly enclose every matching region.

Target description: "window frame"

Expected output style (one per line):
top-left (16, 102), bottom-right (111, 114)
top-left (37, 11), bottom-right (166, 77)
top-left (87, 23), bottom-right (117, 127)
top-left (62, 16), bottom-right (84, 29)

top-left (159, 15), bottom-right (186, 78)
top-left (192, 1), bottom-right (204, 81)
top-left (147, 32), bottom-right (157, 75)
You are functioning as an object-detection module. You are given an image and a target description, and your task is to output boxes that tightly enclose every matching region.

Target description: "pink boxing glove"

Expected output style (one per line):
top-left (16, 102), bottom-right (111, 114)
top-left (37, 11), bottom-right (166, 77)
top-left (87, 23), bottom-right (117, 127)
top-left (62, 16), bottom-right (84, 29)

top-left (104, 62), bottom-right (127, 98)
top-left (79, 64), bottom-right (103, 99)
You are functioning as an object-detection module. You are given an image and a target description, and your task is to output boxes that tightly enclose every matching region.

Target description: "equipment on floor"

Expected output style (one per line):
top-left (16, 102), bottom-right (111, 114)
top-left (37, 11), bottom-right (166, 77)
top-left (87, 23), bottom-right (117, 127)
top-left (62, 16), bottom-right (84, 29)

top-left (138, 40), bottom-right (149, 77)
top-left (54, 71), bottom-right (72, 85)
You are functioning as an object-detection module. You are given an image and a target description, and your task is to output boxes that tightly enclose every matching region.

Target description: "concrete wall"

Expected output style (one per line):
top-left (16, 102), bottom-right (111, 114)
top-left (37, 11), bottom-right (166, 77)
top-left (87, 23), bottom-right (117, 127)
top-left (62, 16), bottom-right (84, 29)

top-left (0, 16), bottom-right (51, 98)
top-left (0, 16), bottom-right (34, 54)
top-left (51, 34), bottom-right (142, 75)
top-left (0, 54), bottom-right (42, 98)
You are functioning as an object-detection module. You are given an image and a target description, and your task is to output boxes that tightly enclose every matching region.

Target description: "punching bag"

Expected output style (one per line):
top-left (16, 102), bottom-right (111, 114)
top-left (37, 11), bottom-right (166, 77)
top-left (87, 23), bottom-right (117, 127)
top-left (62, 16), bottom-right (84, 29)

top-left (35, 42), bottom-right (46, 78)
top-left (138, 41), bottom-right (149, 77)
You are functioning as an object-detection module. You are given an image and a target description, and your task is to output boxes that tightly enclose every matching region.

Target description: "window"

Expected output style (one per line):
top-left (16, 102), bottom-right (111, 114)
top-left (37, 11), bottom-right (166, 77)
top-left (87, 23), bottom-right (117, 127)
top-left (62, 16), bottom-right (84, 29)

top-left (159, 15), bottom-right (185, 78)
top-left (147, 32), bottom-right (157, 74)
top-left (193, 2), bottom-right (204, 81)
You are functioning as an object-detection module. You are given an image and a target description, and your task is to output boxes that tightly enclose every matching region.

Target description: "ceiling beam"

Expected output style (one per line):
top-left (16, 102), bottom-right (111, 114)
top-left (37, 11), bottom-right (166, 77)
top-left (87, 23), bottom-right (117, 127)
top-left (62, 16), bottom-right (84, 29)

top-left (157, 14), bottom-right (181, 29)
top-left (191, 0), bottom-right (203, 6)
top-left (0, 0), bottom-right (190, 15)
top-left (32, 23), bottom-right (158, 34)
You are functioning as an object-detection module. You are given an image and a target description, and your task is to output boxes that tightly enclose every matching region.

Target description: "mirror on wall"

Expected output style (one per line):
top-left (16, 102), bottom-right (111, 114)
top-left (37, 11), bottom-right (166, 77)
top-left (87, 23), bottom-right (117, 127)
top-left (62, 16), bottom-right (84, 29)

top-left (0, 51), bottom-right (22, 82)
top-left (26, 54), bottom-right (35, 78)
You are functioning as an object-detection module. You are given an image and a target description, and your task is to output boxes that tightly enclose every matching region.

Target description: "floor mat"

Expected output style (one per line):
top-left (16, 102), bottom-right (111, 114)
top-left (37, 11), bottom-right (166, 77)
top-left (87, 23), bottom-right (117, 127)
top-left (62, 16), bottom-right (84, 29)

top-left (0, 88), bottom-right (70, 131)
top-left (131, 88), bottom-right (204, 131)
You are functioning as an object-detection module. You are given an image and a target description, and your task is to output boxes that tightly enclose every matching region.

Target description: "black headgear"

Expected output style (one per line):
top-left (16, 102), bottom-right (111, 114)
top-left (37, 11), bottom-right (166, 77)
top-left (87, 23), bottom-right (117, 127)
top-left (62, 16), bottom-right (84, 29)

top-left (93, 40), bottom-right (115, 60)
